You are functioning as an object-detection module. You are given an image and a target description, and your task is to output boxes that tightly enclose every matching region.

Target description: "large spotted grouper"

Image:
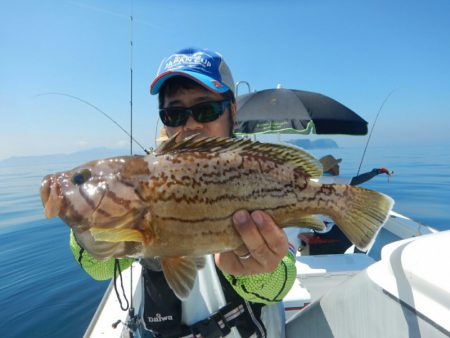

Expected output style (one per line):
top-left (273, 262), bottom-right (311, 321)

top-left (40, 136), bottom-right (394, 299)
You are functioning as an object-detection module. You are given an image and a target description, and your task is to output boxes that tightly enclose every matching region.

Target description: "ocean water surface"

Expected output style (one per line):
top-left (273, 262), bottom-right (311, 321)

top-left (0, 144), bottom-right (449, 338)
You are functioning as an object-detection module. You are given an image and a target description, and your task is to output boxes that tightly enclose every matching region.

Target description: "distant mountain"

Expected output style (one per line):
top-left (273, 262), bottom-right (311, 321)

top-left (0, 147), bottom-right (132, 166)
top-left (286, 138), bottom-right (339, 149)
top-left (0, 140), bottom-right (336, 167)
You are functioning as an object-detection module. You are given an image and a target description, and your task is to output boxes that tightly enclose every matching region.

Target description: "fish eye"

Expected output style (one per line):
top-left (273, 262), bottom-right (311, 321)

top-left (71, 169), bottom-right (92, 185)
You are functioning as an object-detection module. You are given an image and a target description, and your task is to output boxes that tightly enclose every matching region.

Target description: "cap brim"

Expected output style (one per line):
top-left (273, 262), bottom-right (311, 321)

top-left (150, 70), bottom-right (230, 95)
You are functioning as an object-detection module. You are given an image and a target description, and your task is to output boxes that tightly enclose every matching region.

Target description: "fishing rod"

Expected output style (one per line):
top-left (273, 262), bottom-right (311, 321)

top-left (36, 92), bottom-right (150, 154)
top-left (124, 1), bottom-right (142, 336)
top-left (356, 90), bottom-right (395, 176)
top-left (129, 0), bottom-right (134, 156)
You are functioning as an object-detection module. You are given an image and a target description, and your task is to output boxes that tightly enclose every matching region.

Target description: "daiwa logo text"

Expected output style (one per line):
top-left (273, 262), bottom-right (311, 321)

top-left (147, 313), bottom-right (174, 323)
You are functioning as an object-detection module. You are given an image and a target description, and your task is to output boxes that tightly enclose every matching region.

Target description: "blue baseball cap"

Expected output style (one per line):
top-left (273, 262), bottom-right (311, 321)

top-left (150, 47), bottom-right (235, 95)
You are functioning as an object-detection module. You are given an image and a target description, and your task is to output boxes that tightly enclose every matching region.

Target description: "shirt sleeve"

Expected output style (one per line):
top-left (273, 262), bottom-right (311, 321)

top-left (69, 230), bottom-right (135, 281)
top-left (221, 251), bottom-right (297, 304)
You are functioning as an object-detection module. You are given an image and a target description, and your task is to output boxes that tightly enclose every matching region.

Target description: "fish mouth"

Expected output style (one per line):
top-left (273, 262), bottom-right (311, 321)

top-left (40, 174), bottom-right (62, 218)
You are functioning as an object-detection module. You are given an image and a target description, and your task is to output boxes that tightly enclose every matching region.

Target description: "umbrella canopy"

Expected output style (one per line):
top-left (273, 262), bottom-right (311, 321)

top-left (234, 88), bottom-right (368, 135)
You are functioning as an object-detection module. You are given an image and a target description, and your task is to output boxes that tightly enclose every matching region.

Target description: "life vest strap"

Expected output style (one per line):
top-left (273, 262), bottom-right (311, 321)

top-left (163, 302), bottom-right (245, 338)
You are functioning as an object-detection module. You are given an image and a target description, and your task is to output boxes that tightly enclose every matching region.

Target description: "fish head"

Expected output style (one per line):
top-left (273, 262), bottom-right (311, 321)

top-left (40, 156), bottom-right (148, 230)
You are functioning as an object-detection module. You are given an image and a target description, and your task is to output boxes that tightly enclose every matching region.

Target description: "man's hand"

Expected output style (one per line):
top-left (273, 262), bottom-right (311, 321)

top-left (215, 210), bottom-right (288, 275)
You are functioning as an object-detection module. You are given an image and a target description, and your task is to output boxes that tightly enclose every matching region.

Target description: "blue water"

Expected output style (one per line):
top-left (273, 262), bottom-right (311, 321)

top-left (0, 145), bottom-right (449, 338)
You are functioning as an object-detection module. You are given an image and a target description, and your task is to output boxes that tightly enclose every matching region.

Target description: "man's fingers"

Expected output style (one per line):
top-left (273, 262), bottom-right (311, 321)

top-left (250, 211), bottom-right (288, 258)
top-left (233, 210), bottom-right (266, 258)
top-left (216, 210), bottom-right (289, 275)
top-left (233, 210), bottom-right (287, 270)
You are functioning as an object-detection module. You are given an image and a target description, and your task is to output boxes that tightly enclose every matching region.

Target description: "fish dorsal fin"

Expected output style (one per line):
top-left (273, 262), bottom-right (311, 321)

top-left (239, 140), bottom-right (322, 178)
top-left (155, 132), bottom-right (244, 155)
top-left (154, 131), bottom-right (184, 154)
top-left (156, 134), bottom-right (322, 178)
top-left (160, 256), bottom-right (205, 300)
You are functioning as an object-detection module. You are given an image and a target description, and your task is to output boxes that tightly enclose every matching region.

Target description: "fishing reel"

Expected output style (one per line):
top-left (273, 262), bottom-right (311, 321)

top-left (112, 307), bottom-right (142, 338)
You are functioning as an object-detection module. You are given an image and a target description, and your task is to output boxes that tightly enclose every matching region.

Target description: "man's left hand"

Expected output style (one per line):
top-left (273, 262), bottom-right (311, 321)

top-left (215, 210), bottom-right (288, 275)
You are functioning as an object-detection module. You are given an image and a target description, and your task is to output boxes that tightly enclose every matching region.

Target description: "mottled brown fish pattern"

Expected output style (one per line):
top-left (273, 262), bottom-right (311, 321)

top-left (40, 136), bottom-right (394, 299)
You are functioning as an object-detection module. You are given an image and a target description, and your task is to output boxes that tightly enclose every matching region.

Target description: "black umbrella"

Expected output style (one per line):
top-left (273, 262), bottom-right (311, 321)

top-left (234, 88), bottom-right (368, 135)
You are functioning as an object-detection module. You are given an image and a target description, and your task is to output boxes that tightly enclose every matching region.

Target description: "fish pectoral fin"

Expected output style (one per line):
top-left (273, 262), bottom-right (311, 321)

top-left (74, 228), bottom-right (141, 259)
top-left (89, 227), bottom-right (144, 243)
top-left (286, 216), bottom-right (325, 231)
top-left (160, 256), bottom-right (201, 300)
top-left (194, 256), bottom-right (206, 270)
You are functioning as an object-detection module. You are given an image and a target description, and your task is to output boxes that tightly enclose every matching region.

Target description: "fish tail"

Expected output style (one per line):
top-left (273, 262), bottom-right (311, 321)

top-left (328, 185), bottom-right (394, 251)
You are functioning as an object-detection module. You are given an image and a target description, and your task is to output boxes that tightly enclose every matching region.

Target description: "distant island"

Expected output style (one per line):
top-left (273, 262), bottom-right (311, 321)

top-left (0, 139), bottom-right (338, 167)
top-left (286, 138), bottom-right (338, 149)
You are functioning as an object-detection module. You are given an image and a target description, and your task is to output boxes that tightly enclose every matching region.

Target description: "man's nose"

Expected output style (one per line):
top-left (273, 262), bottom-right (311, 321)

top-left (183, 115), bottom-right (203, 130)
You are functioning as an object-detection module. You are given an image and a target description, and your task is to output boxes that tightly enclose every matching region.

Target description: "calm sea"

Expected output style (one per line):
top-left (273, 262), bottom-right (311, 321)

top-left (0, 144), bottom-right (449, 338)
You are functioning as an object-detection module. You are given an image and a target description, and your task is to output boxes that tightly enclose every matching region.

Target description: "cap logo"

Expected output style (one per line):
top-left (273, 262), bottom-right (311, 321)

top-left (150, 48), bottom-right (234, 95)
top-left (212, 80), bottom-right (222, 88)
top-left (164, 53), bottom-right (212, 71)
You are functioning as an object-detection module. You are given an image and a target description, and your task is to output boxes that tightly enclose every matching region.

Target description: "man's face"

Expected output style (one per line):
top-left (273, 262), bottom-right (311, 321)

top-left (162, 86), bottom-right (235, 140)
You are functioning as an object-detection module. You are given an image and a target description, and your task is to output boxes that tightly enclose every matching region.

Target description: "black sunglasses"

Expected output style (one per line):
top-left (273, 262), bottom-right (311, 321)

top-left (159, 100), bottom-right (231, 127)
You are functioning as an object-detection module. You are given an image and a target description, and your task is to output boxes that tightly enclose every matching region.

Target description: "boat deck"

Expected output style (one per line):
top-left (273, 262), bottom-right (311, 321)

top-left (83, 210), bottom-right (441, 337)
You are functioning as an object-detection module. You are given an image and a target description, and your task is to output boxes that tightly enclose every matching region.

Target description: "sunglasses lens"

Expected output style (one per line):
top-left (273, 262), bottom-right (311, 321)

top-left (159, 100), bottom-right (230, 127)
top-left (159, 109), bottom-right (188, 127)
top-left (193, 102), bottom-right (223, 123)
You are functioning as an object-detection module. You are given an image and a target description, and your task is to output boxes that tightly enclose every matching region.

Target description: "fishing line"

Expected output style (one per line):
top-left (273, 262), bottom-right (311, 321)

top-left (36, 92), bottom-right (150, 154)
top-left (356, 90), bottom-right (395, 176)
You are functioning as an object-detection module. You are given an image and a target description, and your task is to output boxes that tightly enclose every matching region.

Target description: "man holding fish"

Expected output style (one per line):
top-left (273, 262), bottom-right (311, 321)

top-left (80, 47), bottom-right (296, 338)
top-left (40, 47), bottom-right (393, 337)
top-left (144, 48), bottom-right (294, 337)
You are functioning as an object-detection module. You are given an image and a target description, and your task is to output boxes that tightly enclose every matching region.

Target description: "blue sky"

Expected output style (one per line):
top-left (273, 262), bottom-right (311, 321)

top-left (1, 0), bottom-right (450, 160)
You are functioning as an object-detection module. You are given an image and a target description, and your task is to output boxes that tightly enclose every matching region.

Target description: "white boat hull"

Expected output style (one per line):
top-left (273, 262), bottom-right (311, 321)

top-left (286, 231), bottom-right (450, 338)
top-left (84, 211), bottom-right (447, 338)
